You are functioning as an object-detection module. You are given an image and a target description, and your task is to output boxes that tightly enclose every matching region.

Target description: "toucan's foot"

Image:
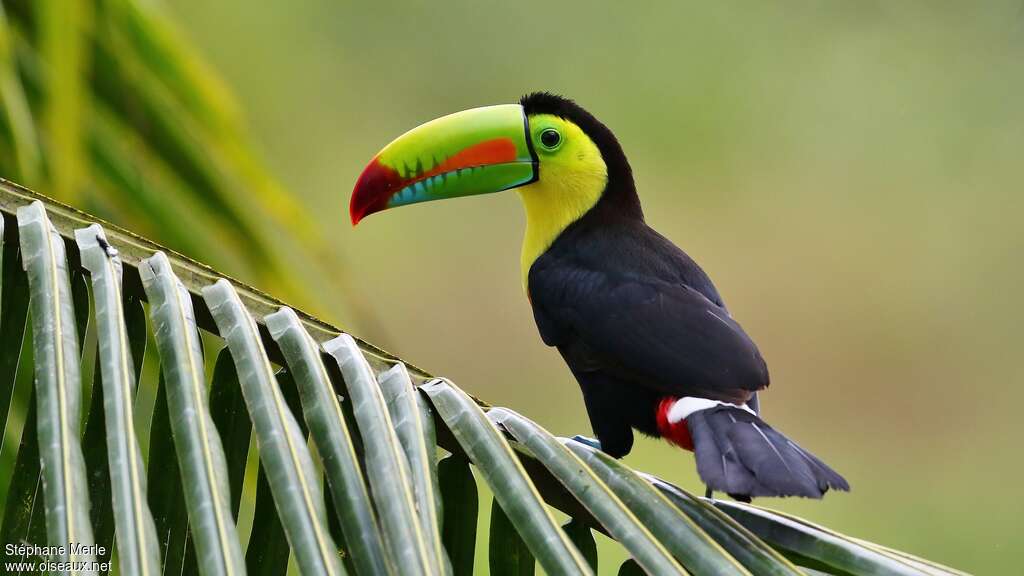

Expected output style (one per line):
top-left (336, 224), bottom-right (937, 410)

top-left (571, 435), bottom-right (602, 451)
top-left (705, 486), bottom-right (713, 500)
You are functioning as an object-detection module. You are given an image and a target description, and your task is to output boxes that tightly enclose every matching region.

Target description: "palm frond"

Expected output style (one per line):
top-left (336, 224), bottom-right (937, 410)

top-left (75, 224), bottom-right (160, 575)
top-left (0, 180), bottom-right (968, 575)
top-left (324, 335), bottom-right (436, 575)
top-left (141, 251), bottom-right (244, 574)
top-left (379, 364), bottom-right (447, 573)
top-left (491, 408), bottom-right (684, 575)
top-left (205, 280), bottom-right (342, 576)
top-left (266, 307), bottom-right (389, 576)
top-left (16, 201), bottom-right (95, 566)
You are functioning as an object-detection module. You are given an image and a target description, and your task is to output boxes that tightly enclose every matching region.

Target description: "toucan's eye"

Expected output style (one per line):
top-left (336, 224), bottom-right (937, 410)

top-left (540, 128), bottom-right (562, 150)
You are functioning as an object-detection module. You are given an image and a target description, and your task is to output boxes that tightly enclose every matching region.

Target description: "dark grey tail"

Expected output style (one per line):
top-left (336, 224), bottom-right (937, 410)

top-left (687, 406), bottom-right (850, 499)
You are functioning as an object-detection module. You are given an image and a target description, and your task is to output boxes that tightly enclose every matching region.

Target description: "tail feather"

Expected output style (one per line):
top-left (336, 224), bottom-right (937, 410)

top-left (688, 410), bottom-right (759, 497)
top-left (687, 406), bottom-right (849, 499)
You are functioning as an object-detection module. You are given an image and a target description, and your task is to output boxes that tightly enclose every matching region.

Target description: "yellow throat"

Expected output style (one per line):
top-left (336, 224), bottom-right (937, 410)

top-left (516, 114), bottom-right (608, 290)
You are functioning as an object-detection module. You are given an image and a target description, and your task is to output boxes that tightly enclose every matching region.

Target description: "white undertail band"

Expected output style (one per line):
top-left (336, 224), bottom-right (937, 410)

top-left (666, 397), bottom-right (756, 424)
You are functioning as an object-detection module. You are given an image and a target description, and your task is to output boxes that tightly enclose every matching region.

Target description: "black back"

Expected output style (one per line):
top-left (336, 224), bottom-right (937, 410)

top-left (522, 93), bottom-right (769, 450)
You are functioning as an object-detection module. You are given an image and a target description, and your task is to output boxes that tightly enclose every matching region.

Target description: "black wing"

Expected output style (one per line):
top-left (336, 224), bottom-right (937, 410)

top-left (529, 258), bottom-right (769, 402)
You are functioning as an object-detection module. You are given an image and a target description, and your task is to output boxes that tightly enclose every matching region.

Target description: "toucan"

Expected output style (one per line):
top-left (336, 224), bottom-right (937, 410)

top-left (350, 92), bottom-right (849, 500)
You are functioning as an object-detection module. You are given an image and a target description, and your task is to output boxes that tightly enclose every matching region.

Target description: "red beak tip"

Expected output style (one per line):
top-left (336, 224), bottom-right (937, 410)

top-left (349, 204), bottom-right (367, 226)
top-left (348, 198), bottom-right (358, 226)
top-left (349, 156), bottom-right (397, 227)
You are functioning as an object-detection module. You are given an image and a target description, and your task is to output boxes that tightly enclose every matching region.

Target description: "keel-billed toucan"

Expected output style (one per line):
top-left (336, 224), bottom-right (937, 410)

top-left (350, 93), bottom-right (849, 499)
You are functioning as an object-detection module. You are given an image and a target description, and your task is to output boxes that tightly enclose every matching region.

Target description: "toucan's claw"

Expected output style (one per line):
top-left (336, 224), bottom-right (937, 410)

top-left (571, 435), bottom-right (603, 451)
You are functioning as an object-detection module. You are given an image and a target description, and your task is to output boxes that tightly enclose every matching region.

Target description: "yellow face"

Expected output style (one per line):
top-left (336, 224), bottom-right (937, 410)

top-left (517, 114), bottom-right (608, 289)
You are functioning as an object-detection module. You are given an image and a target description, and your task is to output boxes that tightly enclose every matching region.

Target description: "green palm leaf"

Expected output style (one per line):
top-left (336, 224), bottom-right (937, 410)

top-left (713, 500), bottom-right (968, 576)
top-left (437, 454), bottom-right (478, 576)
top-left (422, 378), bottom-right (594, 576)
top-left (323, 334), bottom-right (436, 575)
top-left (565, 438), bottom-right (749, 575)
top-left (145, 369), bottom-right (195, 575)
top-left (140, 252), bottom-right (244, 575)
top-left (208, 350), bottom-right (253, 518)
top-left (488, 497), bottom-right (535, 576)
top-left (643, 474), bottom-right (802, 575)
top-left (75, 224), bottom-right (160, 576)
top-left (491, 408), bottom-right (685, 574)
top-left (16, 201), bottom-right (95, 567)
top-left (0, 210), bottom-right (30, 435)
top-left (205, 279), bottom-right (343, 576)
top-left (265, 306), bottom-right (390, 576)
top-left (379, 363), bottom-right (448, 574)
top-left (562, 518), bottom-right (598, 572)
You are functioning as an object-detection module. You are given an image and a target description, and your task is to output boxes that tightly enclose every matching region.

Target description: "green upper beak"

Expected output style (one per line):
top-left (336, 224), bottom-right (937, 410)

top-left (349, 104), bottom-right (538, 225)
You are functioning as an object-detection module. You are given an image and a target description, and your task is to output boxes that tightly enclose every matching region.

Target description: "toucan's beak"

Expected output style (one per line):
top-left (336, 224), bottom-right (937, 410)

top-left (350, 104), bottom-right (537, 225)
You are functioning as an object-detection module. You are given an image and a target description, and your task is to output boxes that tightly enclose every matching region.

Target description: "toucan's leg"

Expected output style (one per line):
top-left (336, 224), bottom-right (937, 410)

top-left (571, 435), bottom-right (603, 451)
top-left (575, 372), bottom-right (635, 459)
top-left (705, 486), bottom-right (713, 499)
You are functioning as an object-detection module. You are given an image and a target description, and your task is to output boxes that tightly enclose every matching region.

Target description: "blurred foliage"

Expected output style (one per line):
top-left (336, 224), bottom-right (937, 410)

top-left (0, 0), bottom-right (368, 324)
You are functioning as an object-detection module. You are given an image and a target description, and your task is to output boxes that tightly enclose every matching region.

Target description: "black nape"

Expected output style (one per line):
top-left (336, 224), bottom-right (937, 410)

top-left (520, 92), bottom-right (642, 220)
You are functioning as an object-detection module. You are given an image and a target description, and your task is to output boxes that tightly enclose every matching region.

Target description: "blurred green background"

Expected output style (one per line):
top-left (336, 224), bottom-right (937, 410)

top-left (5, 0), bottom-right (1023, 573)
